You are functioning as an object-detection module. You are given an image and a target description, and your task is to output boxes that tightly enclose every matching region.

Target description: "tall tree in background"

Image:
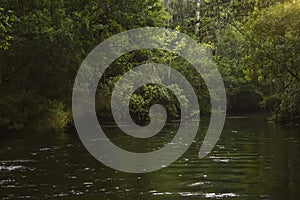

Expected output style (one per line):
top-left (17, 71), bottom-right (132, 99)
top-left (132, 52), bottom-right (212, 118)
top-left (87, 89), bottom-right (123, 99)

top-left (167, 0), bottom-right (298, 120)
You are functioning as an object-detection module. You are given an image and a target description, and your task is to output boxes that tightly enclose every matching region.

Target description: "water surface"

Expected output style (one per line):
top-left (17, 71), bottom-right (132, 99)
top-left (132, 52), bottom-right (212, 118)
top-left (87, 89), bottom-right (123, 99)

top-left (1, 114), bottom-right (300, 199)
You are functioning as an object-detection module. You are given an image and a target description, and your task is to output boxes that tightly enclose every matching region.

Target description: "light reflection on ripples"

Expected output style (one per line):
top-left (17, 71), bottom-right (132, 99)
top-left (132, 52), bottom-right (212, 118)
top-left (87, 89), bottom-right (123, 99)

top-left (0, 165), bottom-right (24, 171)
top-left (150, 191), bottom-right (240, 198)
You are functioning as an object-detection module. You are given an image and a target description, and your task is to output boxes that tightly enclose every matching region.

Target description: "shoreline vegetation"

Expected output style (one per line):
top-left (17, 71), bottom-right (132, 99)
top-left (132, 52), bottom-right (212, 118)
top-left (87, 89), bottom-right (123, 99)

top-left (0, 0), bottom-right (299, 132)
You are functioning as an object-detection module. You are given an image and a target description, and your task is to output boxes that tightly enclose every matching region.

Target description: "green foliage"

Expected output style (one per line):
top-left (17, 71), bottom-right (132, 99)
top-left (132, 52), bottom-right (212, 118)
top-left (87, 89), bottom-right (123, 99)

top-left (168, 0), bottom-right (268, 113)
top-left (0, 7), bottom-right (15, 49)
top-left (95, 49), bottom-right (193, 122)
top-left (242, 0), bottom-right (300, 123)
top-left (216, 27), bottom-right (263, 113)
top-left (1, 0), bottom-right (299, 132)
top-left (168, 0), bottom-right (298, 122)
top-left (129, 84), bottom-right (185, 121)
top-left (0, 90), bottom-right (69, 131)
top-left (0, 0), bottom-right (170, 131)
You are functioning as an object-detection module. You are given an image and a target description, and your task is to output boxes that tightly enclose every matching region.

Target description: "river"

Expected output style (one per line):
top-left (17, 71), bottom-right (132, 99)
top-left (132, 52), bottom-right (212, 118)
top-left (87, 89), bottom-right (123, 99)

top-left (1, 114), bottom-right (300, 199)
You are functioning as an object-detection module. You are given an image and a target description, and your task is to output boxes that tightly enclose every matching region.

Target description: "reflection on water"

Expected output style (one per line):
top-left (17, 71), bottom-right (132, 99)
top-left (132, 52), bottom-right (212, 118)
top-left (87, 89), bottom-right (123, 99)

top-left (0, 114), bottom-right (300, 199)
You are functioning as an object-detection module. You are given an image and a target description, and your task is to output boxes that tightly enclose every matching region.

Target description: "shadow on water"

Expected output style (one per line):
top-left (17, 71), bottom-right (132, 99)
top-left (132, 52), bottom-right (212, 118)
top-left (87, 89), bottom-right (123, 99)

top-left (0, 114), bottom-right (300, 199)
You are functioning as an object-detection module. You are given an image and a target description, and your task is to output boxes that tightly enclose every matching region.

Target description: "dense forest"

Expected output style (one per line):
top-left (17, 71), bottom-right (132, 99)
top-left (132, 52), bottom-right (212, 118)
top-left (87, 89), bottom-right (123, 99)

top-left (0, 0), bottom-right (299, 132)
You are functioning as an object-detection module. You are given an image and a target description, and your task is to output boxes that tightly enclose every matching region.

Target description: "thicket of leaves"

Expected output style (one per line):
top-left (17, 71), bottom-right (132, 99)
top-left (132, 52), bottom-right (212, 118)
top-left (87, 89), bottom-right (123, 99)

top-left (0, 0), bottom-right (299, 131)
top-left (0, 0), bottom-right (170, 131)
top-left (242, 0), bottom-right (300, 124)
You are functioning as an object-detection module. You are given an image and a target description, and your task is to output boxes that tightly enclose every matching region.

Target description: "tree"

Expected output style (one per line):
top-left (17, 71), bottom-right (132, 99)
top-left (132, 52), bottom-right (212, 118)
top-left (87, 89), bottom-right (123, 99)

top-left (243, 0), bottom-right (300, 123)
top-left (0, 0), bottom-right (170, 131)
top-left (167, 0), bottom-right (270, 113)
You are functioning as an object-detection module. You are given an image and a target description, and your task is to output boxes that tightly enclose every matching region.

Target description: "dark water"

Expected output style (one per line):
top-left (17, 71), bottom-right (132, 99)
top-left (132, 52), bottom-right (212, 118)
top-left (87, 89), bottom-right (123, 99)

top-left (1, 115), bottom-right (300, 200)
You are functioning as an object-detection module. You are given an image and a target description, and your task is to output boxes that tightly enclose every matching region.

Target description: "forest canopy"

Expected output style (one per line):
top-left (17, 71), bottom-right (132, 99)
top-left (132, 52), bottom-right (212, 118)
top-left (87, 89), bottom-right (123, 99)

top-left (0, 0), bottom-right (299, 131)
